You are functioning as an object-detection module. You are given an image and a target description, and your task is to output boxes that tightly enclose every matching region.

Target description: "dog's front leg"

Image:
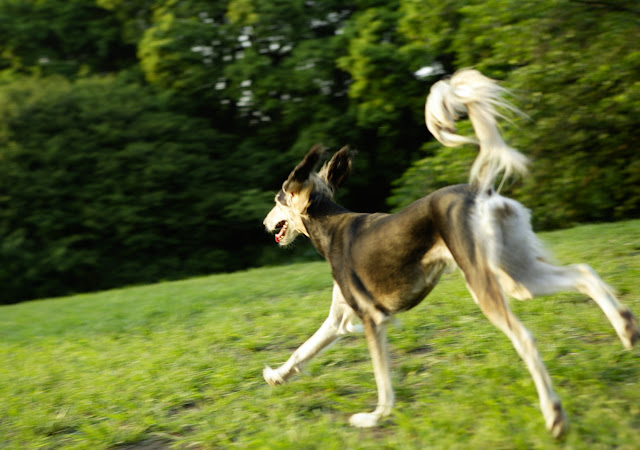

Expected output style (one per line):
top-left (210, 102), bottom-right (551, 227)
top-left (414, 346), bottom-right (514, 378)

top-left (264, 282), bottom-right (358, 386)
top-left (349, 316), bottom-right (394, 428)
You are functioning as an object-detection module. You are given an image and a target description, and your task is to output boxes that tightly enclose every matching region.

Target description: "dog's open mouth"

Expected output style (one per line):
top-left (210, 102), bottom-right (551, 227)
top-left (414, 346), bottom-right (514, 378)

top-left (275, 220), bottom-right (288, 243)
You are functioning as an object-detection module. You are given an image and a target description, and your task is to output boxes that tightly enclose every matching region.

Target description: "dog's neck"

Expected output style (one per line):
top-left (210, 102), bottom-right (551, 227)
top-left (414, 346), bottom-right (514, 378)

top-left (302, 193), bottom-right (352, 260)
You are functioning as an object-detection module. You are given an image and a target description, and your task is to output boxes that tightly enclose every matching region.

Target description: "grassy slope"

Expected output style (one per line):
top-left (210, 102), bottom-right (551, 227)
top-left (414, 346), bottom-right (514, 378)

top-left (1, 220), bottom-right (639, 449)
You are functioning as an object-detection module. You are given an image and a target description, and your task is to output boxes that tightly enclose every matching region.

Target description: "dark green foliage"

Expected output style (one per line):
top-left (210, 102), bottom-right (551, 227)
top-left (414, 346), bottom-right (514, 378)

top-left (0, 76), bottom-right (268, 303)
top-left (0, 0), bottom-right (638, 302)
top-left (390, 0), bottom-right (640, 228)
top-left (0, 0), bottom-right (136, 77)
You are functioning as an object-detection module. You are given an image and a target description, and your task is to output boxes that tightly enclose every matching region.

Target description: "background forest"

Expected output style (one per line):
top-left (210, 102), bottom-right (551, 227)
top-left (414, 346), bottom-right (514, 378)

top-left (0, 0), bottom-right (638, 303)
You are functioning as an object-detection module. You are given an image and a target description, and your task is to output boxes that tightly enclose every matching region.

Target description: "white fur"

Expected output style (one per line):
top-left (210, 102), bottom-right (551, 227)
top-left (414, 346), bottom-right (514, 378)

top-left (263, 193), bottom-right (309, 246)
top-left (263, 283), bottom-right (359, 386)
top-left (426, 69), bottom-right (528, 192)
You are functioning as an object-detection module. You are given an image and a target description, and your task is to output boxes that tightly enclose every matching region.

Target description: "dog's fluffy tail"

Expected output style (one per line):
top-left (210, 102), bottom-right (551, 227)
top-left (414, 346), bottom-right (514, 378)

top-left (425, 69), bottom-right (528, 192)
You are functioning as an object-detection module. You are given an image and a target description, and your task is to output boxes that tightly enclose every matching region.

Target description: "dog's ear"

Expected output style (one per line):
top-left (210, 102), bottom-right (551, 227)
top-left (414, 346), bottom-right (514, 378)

top-left (283, 144), bottom-right (325, 194)
top-left (324, 146), bottom-right (355, 189)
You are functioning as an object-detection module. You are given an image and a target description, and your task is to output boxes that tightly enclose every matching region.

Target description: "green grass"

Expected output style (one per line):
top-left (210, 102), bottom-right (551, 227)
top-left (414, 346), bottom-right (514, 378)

top-left (1, 220), bottom-right (639, 449)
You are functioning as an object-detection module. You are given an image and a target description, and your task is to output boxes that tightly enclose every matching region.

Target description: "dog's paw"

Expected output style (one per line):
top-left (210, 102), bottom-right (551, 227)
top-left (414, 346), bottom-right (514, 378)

top-left (546, 402), bottom-right (568, 439)
top-left (349, 412), bottom-right (380, 428)
top-left (263, 366), bottom-right (285, 386)
top-left (619, 309), bottom-right (639, 350)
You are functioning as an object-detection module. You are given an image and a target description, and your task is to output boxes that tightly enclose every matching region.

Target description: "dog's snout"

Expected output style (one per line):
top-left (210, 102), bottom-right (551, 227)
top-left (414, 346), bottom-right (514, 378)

top-left (263, 206), bottom-right (278, 231)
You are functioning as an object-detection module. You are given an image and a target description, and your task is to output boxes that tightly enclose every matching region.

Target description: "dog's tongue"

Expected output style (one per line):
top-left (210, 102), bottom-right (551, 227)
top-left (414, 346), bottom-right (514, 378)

top-left (275, 223), bottom-right (288, 243)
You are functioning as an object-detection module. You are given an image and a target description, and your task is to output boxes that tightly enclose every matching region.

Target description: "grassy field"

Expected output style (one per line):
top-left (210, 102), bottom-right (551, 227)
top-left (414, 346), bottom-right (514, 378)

top-left (1, 220), bottom-right (639, 449)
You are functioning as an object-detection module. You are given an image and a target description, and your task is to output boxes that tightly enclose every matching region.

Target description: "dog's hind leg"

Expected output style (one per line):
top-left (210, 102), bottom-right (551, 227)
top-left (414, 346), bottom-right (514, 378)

top-left (484, 195), bottom-right (638, 350)
top-left (263, 282), bottom-right (359, 386)
top-left (511, 262), bottom-right (639, 350)
top-left (349, 316), bottom-right (394, 428)
top-left (464, 270), bottom-right (568, 438)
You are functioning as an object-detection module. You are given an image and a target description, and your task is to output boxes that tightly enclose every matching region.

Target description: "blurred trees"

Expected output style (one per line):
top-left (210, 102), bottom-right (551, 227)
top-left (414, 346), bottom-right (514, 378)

top-left (390, 0), bottom-right (640, 228)
top-left (0, 0), bottom-right (638, 302)
top-left (0, 0), bottom-right (137, 77)
top-left (0, 75), bottom-right (243, 301)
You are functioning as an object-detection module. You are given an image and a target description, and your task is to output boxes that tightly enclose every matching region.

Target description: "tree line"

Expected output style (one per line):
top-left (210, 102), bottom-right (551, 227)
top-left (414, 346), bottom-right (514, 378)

top-left (0, 0), bottom-right (638, 303)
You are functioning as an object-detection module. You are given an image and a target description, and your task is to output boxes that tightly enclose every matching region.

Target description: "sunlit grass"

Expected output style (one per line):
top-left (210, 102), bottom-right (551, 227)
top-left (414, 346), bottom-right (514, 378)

top-left (1, 220), bottom-right (639, 448)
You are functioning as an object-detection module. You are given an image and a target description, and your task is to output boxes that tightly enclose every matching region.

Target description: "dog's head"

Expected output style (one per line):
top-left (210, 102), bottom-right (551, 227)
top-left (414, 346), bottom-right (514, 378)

top-left (264, 144), bottom-right (354, 246)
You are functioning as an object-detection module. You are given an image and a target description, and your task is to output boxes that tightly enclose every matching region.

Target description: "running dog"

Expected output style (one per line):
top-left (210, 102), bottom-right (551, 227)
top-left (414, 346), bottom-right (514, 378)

top-left (262, 69), bottom-right (638, 437)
